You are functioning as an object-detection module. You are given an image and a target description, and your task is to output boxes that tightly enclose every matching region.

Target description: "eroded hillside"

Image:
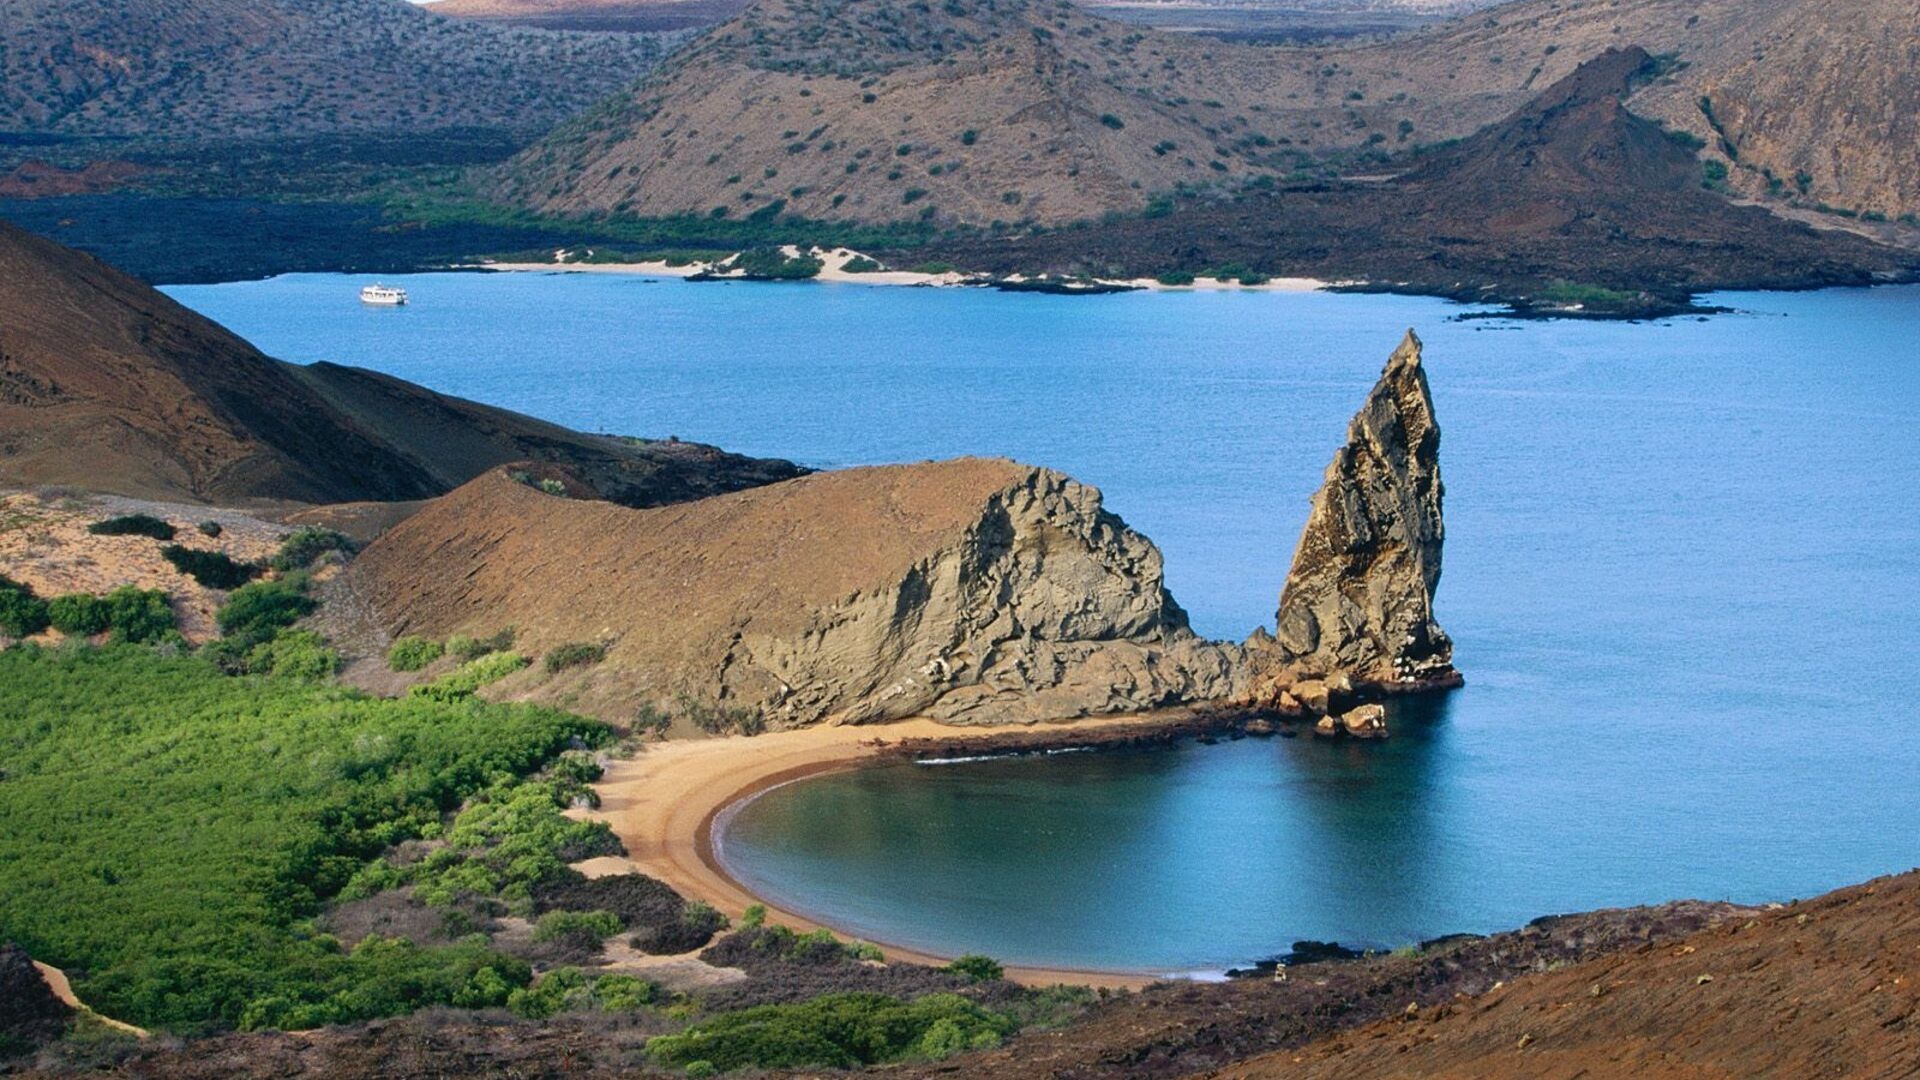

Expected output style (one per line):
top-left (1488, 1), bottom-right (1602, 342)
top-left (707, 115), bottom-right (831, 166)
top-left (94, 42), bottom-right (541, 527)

top-left (493, 0), bottom-right (1920, 226)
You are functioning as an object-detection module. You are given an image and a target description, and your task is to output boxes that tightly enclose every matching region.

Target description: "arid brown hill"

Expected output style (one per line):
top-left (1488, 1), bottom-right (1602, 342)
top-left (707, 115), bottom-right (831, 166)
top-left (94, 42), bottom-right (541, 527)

top-left (928, 48), bottom-right (1909, 310)
top-left (495, 0), bottom-right (1920, 226)
top-left (0, 0), bottom-right (670, 140)
top-left (345, 459), bottom-right (1241, 725)
top-left (0, 221), bottom-right (801, 506)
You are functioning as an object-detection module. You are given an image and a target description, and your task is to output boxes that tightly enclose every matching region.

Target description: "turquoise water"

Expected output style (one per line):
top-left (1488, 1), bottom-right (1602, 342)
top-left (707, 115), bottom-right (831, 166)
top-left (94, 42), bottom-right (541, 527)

top-left (169, 273), bottom-right (1920, 973)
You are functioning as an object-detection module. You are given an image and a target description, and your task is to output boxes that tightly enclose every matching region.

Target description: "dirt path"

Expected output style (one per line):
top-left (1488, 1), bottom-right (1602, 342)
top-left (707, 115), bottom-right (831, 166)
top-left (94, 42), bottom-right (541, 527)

top-left (30, 961), bottom-right (148, 1038)
top-left (581, 714), bottom-right (1198, 990)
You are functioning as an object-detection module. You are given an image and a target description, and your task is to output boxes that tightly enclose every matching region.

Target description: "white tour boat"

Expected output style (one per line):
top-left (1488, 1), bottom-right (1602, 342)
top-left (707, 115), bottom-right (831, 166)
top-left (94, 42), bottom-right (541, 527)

top-left (359, 283), bottom-right (408, 306)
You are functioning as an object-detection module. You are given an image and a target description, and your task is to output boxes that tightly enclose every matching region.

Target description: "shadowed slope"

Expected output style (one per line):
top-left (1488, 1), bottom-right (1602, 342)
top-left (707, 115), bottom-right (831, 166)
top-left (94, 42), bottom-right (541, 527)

top-left (0, 221), bottom-right (800, 506)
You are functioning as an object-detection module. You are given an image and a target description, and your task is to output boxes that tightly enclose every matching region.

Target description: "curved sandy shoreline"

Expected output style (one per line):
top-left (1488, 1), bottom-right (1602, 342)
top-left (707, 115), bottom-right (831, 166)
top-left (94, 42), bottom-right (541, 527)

top-left (580, 714), bottom-right (1206, 990)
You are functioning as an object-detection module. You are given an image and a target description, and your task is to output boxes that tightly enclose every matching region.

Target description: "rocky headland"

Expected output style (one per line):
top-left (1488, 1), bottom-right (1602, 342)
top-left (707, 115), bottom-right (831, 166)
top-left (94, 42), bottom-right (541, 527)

top-left (1244, 329), bottom-right (1460, 736)
top-left (343, 458), bottom-right (1244, 727)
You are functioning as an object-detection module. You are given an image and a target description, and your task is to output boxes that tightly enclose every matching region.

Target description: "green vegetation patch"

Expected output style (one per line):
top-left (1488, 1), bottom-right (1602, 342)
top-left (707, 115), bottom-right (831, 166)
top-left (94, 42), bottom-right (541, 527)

top-left (0, 646), bottom-right (606, 1032)
top-left (386, 635), bottom-right (445, 672)
top-left (160, 545), bottom-right (260, 590)
top-left (410, 651), bottom-right (530, 702)
top-left (646, 991), bottom-right (1015, 1072)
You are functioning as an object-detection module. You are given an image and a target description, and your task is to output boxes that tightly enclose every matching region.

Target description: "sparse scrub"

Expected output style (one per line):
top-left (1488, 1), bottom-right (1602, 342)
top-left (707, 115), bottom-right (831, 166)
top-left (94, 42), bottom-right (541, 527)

top-left (410, 651), bottom-right (530, 702)
top-left (646, 992), bottom-right (1015, 1071)
top-left (544, 641), bottom-right (607, 673)
top-left (270, 527), bottom-right (356, 571)
top-left (161, 544), bottom-right (260, 589)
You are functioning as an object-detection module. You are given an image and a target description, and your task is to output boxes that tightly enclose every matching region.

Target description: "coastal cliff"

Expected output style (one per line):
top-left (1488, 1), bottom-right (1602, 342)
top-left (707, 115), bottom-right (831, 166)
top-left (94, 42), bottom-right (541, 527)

top-left (343, 459), bottom-right (1242, 727)
top-left (1247, 330), bottom-right (1460, 726)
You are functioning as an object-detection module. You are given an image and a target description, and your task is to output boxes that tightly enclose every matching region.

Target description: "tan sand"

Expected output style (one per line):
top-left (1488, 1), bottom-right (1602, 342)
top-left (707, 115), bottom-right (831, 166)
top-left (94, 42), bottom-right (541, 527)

top-left (579, 715), bottom-right (1188, 989)
top-left (480, 247), bottom-right (1332, 293)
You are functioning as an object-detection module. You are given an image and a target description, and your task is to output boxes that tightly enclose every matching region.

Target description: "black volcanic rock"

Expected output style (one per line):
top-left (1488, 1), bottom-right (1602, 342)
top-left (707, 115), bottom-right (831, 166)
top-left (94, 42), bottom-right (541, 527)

top-left (0, 943), bottom-right (72, 1058)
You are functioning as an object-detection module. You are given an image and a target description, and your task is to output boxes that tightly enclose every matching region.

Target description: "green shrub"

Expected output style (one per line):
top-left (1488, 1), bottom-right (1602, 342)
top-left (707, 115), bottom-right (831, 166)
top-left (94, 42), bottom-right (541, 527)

top-left (347, 776), bottom-right (620, 908)
top-left (841, 255), bottom-right (884, 273)
top-left (1156, 270), bottom-right (1195, 286)
top-left (449, 628), bottom-right (515, 662)
top-left (505, 967), bottom-right (654, 1019)
top-left (677, 694), bottom-right (766, 736)
top-left (161, 545), bottom-right (260, 589)
top-left (741, 904), bottom-right (767, 930)
top-left (217, 579), bottom-right (316, 643)
top-left (0, 575), bottom-right (50, 638)
top-left (102, 586), bottom-right (175, 644)
top-left (533, 909), bottom-right (623, 943)
top-left (196, 521), bottom-right (224, 538)
top-left (386, 635), bottom-right (445, 672)
top-left (47, 593), bottom-right (112, 637)
top-left (246, 630), bottom-right (340, 680)
top-left (544, 641), bottom-right (606, 673)
top-left (87, 514), bottom-right (175, 540)
top-left (536, 478), bottom-right (567, 496)
top-left (944, 954), bottom-right (1005, 983)
top-left (409, 651), bottom-right (529, 702)
top-left (634, 702), bottom-right (672, 737)
top-left (646, 992), bottom-right (1015, 1071)
top-left (1099, 113), bottom-right (1126, 130)
top-left (270, 528), bottom-right (356, 572)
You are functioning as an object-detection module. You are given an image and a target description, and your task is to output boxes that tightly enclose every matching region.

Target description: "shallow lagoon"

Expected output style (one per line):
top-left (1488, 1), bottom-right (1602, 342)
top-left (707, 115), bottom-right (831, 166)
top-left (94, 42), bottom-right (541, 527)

top-left (170, 274), bottom-right (1920, 973)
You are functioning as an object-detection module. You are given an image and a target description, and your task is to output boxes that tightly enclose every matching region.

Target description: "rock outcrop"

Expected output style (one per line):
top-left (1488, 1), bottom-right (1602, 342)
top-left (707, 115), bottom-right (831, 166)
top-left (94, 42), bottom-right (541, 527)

top-left (0, 944), bottom-right (72, 1057)
top-left (1249, 330), bottom-right (1460, 723)
top-left (344, 459), bottom-right (1242, 727)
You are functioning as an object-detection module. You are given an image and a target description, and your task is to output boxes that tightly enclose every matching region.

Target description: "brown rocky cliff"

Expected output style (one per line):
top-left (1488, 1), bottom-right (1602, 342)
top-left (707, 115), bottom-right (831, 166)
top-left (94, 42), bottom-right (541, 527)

top-left (1250, 330), bottom-right (1457, 712)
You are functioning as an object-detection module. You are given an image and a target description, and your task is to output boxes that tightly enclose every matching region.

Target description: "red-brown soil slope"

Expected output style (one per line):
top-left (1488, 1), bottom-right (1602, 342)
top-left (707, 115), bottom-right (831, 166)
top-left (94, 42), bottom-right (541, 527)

top-left (0, 221), bottom-right (800, 506)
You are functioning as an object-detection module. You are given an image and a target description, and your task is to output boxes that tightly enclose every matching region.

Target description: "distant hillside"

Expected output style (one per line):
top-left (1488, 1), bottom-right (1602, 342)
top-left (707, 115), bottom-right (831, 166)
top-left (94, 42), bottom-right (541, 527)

top-left (493, 0), bottom-right (1920, 226)
top-left (0, 0), bottom-right (672, 140)
top-left (925, 49), bottom-right (1909, 312)
top-left (0, 220), bottom-right (801, 506)
top-left (427, 0), bottom-right (752, 33)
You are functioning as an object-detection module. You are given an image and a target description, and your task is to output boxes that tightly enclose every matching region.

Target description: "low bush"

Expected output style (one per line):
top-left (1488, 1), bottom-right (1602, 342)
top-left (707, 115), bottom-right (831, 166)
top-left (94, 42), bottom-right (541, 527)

top-left (646, 991), bottom-right (1015, 1071)
top-left (544, 641), bottom-right (606, 673)
top-left (196, 521), bottom-right (224, 538)
top-left (86, 514), bottom-right (175, 540)
top-left (532, 909), bottom-right (623, 943)
top-left (532, 871), bottom-right (723, 954)
top-left (246, 629), bottom-right (341, 680)
top-left (0, 575), bottom-right (50, 638)
top-left (730, 247), bottom-right (824, 280)
top-left (505, 967), bottom-right (658, 1019)
top-left (160, 545), bottom-right (260, 589)
top-left (47, 593), bottom-right (111, 638)
top-left (270, 528), bottom-right (357, 572)
top-left (449, 628), bottom-right (515, 662)
top-left (409, 651), bottom-right (529, 702)
top-left (1156, 270), bottom-right (1196, 286)
top-left (387, 635), bottom-right (445, 672)
top-left (216, 579), bottom-right (317, 643)
top-left (102, 586), bottom-right (175, 644)
top-left (841, 255), bottom-right (884, 273)
top-left (945, 954), bottom-right (1005, 983)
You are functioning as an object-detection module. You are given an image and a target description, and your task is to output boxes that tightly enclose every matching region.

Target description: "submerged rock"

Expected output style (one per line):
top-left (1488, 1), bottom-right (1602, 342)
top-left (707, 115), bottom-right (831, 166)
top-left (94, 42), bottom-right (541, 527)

top-left (1251, 330), bottom-right (1461, 713)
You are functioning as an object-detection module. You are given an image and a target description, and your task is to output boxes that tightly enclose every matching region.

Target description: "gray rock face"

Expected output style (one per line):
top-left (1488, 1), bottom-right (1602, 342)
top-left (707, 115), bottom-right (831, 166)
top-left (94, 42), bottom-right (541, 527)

top-left (1252, 329), bottom-right (1459, 710)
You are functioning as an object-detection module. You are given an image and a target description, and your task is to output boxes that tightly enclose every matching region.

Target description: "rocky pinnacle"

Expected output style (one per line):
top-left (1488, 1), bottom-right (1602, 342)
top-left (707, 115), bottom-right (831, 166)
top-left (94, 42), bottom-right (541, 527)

top-left (1250, 329), bottom-right (1460, 716)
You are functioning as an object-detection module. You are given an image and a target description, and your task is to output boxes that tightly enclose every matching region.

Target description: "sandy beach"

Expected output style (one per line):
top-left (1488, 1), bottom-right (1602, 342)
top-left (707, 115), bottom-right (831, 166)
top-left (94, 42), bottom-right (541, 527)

top-left (579, 713), bottom-right (1205, 989)
top-left (482, 246), bottom-right (1331, 293)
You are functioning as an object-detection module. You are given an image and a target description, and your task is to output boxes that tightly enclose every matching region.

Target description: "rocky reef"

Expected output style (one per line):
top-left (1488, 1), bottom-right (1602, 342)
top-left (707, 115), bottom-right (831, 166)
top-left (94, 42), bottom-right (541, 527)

top-left (1247, 330), bottom-right (1461, 733)
top-left (344, 459), bottom-right (1242, 727)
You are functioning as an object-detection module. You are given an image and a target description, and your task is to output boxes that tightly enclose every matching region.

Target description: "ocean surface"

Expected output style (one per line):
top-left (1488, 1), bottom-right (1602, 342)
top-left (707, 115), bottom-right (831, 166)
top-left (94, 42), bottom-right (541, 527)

top-left (168, 272), bottom-right (1920, 974)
